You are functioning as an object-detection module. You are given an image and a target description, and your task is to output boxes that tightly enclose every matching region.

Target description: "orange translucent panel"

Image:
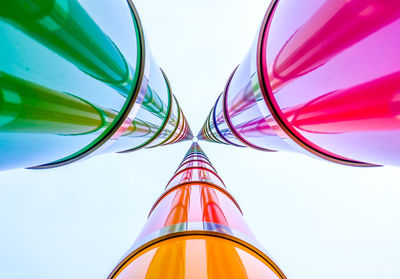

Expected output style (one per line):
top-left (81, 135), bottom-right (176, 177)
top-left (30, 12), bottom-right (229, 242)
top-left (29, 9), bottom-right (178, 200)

top-left (112, 235), bottom-right (283, 279)
top-left (175, 160), bottom-right (217, 174)
top-left (180, 155), bottom-right (209, 165)
top-left (138, 185), bottom-right (250, 240)
top-left (166, 169), bottom-right (225, 190)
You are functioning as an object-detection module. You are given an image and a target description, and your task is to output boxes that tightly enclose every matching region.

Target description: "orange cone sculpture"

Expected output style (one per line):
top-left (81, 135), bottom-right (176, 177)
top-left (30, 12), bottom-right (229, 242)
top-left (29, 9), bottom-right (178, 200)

top-left (108, 142), bottom-right (286, 279)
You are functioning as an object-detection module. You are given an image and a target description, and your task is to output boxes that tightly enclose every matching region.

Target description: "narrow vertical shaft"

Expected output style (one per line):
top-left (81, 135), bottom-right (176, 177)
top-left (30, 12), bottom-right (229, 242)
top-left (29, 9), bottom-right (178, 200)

top-left (108, 142), bottom-right (286, 279)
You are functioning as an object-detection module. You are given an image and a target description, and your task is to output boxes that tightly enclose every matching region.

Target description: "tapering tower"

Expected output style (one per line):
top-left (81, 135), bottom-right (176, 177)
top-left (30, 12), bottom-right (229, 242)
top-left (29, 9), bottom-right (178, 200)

top-left (0, 0), bottom-right (192, 171)
top-left (199, 0), bottom-right (400, 167)
top-left (108, 142), bottom-right (286, 278)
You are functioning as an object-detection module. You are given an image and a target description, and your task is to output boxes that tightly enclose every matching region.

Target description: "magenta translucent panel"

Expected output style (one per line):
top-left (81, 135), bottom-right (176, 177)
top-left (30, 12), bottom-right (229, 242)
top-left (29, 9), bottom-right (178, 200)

top-left (214, 93), bottom-right (246, 147)
top-left (137, 184), bottom-right (252, 242)
top-left (225, 53), bottom-right (271, 150)
top-left (207, 108), bottom-right (227, 144)
top-left (224, 45), bottom-right (295, 151)
top-left (175, 160), bottom-right (217, 174)
top-left (166, 169), bottom-right (226, 190)
top-left (261, 0), bottom-right (400, 165)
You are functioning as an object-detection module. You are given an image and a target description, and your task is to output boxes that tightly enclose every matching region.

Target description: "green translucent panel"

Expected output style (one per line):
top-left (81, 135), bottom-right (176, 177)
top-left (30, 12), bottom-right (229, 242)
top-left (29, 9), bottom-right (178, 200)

top-left (0, 72), bottom-right (115, 134)
top-left (105, 55), bottom-right (174, 153)
top-left (0, 0), bottom-right (142, 170)
top-left (158, 97), bottom-right (182, 145)
top-left (0, 0), bottom-right (133, 95)
top-left (146, 93), bottom-right (179, 148)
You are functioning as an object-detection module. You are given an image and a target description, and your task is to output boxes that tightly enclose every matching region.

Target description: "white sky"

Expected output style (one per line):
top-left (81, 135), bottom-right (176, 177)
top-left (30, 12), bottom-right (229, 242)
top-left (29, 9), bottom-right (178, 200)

top-left (1, 1), bottom-right (400, 278)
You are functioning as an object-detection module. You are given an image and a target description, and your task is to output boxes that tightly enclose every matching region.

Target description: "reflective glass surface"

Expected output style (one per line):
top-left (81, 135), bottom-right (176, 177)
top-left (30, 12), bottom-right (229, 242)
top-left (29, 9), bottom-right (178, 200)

top-left (146, 94), bottom-right (178, 148)
top-left (110, 142), bottom-right (285, 279)
top-left (112, 235), bottom-right (283, 279)
top-left (166, 170), bottom-right (225, 190)
top-left (214, 93), bottom-right (245, 146)
top-left (224, 46), bottom-right (291, 151)
top-left (179, 154), bottom-right (209, 166)
top-left (0, 0), bottom-right (141, 169)
top-left (138, 184), bottom-right (251, 241)
top-left (175, 160), bottom-right (217, 174)
top-left (105, 55), bottom-right (172, 152)
top-left (206, 111), bottom-right (225, 144)
top-left (161, 107), bottom-right (184, 145)
top-left (262, 0), bottom-right (400, 165)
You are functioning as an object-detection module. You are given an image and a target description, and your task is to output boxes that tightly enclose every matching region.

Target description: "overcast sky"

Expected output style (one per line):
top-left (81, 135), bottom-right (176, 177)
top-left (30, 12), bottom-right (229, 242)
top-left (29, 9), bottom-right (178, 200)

top-left (1, 1), bottom-right (400, 278)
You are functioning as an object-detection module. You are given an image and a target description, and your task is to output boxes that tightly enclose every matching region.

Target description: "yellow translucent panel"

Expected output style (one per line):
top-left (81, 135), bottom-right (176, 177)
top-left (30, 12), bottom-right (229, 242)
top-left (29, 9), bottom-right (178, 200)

top-left (112, 235), bottom-right (283, 279)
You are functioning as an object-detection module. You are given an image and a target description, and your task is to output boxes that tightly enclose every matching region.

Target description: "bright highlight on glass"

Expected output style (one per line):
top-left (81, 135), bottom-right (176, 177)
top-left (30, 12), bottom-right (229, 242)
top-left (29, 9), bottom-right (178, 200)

top-left (108, 142), bottom-right (286, 279)
top-left (198, 0), bottom-right (400, 167)
top-left (0, 0), bottom-right (192, 171)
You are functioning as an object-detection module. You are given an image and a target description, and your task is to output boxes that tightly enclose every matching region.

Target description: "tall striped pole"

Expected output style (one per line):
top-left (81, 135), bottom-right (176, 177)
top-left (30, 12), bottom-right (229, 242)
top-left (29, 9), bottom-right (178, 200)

top-left (108, 142), bottom-right (286, 279)
top-left (199, 0), bottom-right (400, 167)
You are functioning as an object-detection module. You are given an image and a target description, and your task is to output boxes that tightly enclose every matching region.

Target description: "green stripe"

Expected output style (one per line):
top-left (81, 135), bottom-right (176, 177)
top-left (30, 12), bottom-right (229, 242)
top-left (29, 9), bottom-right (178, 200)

top-left (50, 5), bottom-right (143, 163)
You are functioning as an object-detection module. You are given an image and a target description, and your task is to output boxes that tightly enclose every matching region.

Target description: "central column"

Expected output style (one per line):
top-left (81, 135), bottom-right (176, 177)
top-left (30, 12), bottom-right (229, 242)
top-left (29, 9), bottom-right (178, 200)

top-left (108, 142), bottom-right (286, 279)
